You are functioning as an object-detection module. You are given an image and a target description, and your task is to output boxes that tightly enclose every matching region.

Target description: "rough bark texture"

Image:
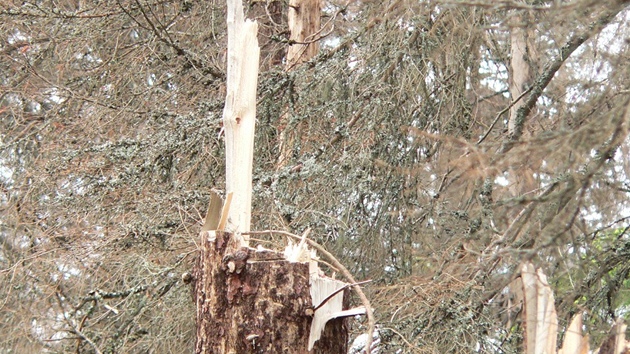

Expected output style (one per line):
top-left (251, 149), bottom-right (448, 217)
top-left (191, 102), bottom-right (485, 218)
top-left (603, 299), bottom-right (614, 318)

top-left (507, 12), bottom-right (535, 138)
top-left (194, 231), bottom-right (348, 353)
top-left (278, 0), bottom-right (322, 168)
top-left (287, 0), bottom-right (321, 68)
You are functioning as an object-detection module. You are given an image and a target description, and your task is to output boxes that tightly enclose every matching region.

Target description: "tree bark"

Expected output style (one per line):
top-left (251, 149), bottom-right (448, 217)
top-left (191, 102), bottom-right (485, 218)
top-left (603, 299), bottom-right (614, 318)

top-left (194, 231), bottom-right (348, 353)
top-left (501, 0), bottom-right (628, 153)
top-left (287, 0), bottom-right (321, 68)
top-left (507, 10), bottom-right (536, 139)
top-left (278, 0), bottom-right (321, 168)
top-left (506, 8), bottom-right (538, 197)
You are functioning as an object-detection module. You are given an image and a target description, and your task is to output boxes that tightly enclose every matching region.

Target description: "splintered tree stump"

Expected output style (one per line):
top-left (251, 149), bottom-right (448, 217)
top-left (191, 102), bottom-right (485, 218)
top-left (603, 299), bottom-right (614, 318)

top-left (194, 231), bottom-right (347, 353)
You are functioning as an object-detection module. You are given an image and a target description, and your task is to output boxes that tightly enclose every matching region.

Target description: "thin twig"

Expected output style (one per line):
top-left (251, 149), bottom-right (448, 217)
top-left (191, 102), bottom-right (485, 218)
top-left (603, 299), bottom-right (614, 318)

top-left (313, 279), bottom-right (372, 311)
top-left (476, 85), bottom-right (532, 145)
top-left (381, 327), bottom-right (422, 353)
top-left (483, 181), bottom-right (558, 256)
top-left (56, 292), bottom-right (104, 354)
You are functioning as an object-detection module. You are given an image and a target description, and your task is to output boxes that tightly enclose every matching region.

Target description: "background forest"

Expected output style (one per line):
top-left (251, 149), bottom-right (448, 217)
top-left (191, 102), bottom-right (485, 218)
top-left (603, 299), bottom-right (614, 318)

top-left (1, 0), bottom-right (630, 352)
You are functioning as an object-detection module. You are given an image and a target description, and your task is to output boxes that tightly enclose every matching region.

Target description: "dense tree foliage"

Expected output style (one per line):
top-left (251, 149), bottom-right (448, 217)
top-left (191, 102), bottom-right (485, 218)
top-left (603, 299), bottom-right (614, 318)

top-left (1, 0), bottom-right (629, 352)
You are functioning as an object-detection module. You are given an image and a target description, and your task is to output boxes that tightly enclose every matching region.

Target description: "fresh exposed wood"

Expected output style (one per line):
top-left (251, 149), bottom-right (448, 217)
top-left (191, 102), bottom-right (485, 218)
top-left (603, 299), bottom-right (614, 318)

top-left (196, 1), bottom-right (352, 352)
top-left (200, 189), bottom-right (223, 233)
top-left (596, 319), bottom-right (630, 354)
top-left (521, 263), bottom-right (557, 354)
top-left (223, 0), bottom-right (260, 242)
top-left (558, 314), bottom-right (589, 354)
top-left (308, 276), bottom-right (360, 350)
top-left (519, 264), bottom-right (630, 354)
top-left (217, 192), bottom-right (233, 232)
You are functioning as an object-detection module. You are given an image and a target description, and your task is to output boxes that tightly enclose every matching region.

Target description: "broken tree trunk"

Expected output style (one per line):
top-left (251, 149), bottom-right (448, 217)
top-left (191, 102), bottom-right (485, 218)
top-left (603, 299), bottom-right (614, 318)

top-left (518, 263), bottom-right (630, 354)
top-left (194, 231), bottom-right (348, 353)
top-left (222, 0), bottom-right (259, 243)
top-left (194, 1), bottom-right (354, 352)
top-left (521, 263), bottom-right (558, 354)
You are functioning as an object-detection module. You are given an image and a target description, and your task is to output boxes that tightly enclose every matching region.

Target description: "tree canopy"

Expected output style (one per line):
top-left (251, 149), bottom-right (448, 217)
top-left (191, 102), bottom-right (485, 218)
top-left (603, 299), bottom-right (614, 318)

top-left (1, 0), bottom-right (629, 352)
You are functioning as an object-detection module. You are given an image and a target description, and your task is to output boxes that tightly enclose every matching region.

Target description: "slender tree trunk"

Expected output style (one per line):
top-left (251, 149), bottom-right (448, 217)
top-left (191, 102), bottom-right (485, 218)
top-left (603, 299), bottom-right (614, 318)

top-left (507, 7), bottom-right (538, 197)
top-left (286, 0), bottom-right (321, 68)
top-left (507, 17), bottom-right (535, 138)
top-left (277, 0), bottom-right (322, 168)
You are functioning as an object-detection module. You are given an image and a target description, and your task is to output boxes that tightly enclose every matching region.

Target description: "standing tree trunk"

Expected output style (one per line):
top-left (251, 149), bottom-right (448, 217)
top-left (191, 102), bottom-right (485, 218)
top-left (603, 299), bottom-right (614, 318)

top-left (194, 1), bottom-right (351, 352)
top-left (286, 0), bottom-right (321, 68)
top-left (507, 13), bottom-right (536, 140)
top-left (277, 0), bottom-right (322, 168)
top-left (506, 6), bottom-right (539, 197)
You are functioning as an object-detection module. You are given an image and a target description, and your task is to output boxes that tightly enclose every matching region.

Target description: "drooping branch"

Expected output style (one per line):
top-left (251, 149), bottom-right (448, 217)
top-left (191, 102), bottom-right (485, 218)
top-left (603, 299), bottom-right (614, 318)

top-left (116, 0), bottom-right (224, 80)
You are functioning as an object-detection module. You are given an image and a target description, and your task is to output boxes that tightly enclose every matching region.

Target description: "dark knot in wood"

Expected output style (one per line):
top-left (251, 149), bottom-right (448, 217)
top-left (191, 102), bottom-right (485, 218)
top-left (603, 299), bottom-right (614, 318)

top-left (222, 247), bottom-right (250, 274)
